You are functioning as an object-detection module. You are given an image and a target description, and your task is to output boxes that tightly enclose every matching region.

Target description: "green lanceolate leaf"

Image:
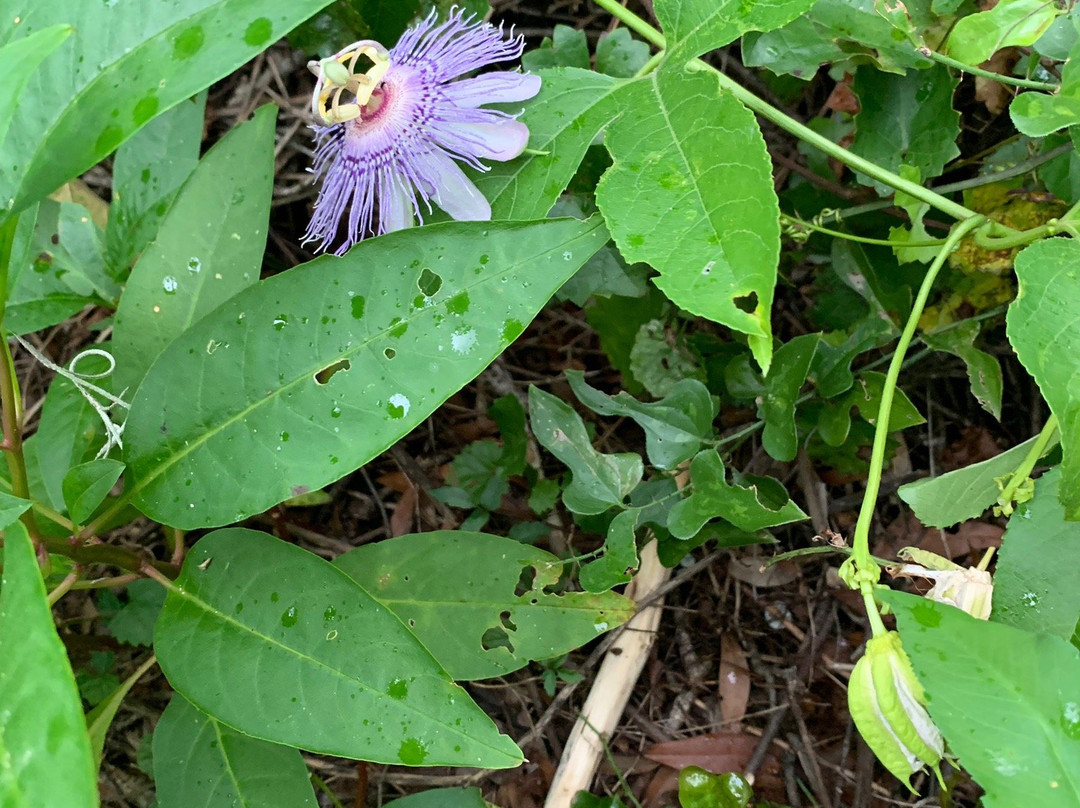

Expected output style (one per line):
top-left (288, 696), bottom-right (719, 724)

top-left (112, 104), bottom-right (276, 395)
top-left (106, 92), bottom-right (207, 275)
top-left (154, 528), bottom-right (522, 767)
top-left (566, 369), bottom-right (717, 470)
top-left (335, 531), bottom-right (635, 680)
top-left (383, 788), bottom-right (488, 808)
top-left (4, 200), bottom-right (114, 335)
top-left (0, 24), bottom-right (71, 158)
top-left (62, 458), bottom-right (125, 524)
top-left (0, 521), bottom-right (97, 808)
top-left (472, 67), bottom-right (622, 221)
top-left (897, 435), bottom-right (1044, 529)
top-left (153, 694), bottom-right (318, 808)
top-left (923, 319), bottom-right (1003, 419)
top-left (993, 468), bottom-right (1080, 640)
top-left (850, 63), bottom-right (961, 194)
top-left (654, 0), bottom-right (817, 63)
top-left (1007, 238), bottom-right (1080, 519)
top-left (761, 333), bottom-right (818, 462)
top-left (0, 492), bottom-right (31, 529)
top-left (122, 217), bottom-right (608, 529)
top-left (596, 64), bottom-right (779, 371)
top-left (0, 0), bottom-right (333, 214)
top-left (529, 385), bottom-right (643, 515)
top-left (667, 450), bottom-right (807, 538)
top-left (86, 654), bottom-right (157, 763)
top-left (885, 590), bottom-right (1080, 808)
top-left (946, 0), bottom-right (1058, 65)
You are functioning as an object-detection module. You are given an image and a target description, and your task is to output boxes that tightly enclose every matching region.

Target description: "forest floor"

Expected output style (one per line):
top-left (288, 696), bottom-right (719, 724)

top-left (37, 1), bottom-right (1042, 806)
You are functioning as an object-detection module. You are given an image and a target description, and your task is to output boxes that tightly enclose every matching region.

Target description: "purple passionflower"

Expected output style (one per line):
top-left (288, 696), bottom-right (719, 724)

top-left (303, 9), bottom-right (541, 255)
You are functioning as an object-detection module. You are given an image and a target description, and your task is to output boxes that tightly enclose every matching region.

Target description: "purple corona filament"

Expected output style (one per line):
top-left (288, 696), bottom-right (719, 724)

top-left (303, 9), bottom-right (541, 255)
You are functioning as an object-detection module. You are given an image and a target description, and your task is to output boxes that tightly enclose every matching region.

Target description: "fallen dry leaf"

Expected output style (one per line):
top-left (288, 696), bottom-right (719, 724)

top-left (718, 633), bottom-right (751, 726)
top-left (390, 484), bottom-right (417, 537)
top-left (728, 557), bottom-right (801, 588)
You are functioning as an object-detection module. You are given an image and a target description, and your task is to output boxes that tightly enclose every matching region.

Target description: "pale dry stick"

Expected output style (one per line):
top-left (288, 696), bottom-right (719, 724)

top-left (543, 539), bottom-right (673, 808)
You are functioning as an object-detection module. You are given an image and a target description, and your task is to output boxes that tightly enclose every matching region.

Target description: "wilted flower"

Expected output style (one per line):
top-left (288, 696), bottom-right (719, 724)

top-left (848, 631), bottom-right (944, 788)
top-left (303, 9), bottom-right (541, 254)
top-left (892, 546), bottom-right (993, 620)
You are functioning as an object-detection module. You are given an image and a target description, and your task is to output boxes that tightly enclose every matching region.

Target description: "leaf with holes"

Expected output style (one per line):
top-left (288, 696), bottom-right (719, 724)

top-left (153, 694), bottom-right (318, 808)
top-left (154, 528), bottom-right (521, 767)
top-left (529, 385), bottom-right (643, 515)
top-left (1007, 239), bottom-right (1080, 519)
top-left (111, 104), bottom-right (275, 395)
top-left (335, 531), bottom-right (634, 680)
top-left (121, 217), bottom-right (608, 529)
top-left (596, 64), bottom-right (779, 371)
top-left (0, 520), bottom-right (97, 808)
top-left (0, 0), bottom-right (334, 214)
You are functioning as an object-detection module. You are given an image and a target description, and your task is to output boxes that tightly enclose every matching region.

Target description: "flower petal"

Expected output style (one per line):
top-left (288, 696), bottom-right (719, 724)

top-left (434, 119), bottom-right (530, 162)
top-left (420, 149), bottom-right (491, 221)
top-left (443, 72), bottom-right (541, 108)
top-left (380, 175), bottom-right (415, 233)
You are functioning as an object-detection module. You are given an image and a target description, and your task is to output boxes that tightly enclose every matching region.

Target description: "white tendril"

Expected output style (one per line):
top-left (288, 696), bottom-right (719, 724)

top-left (14, 336), bottom-right (129, 459)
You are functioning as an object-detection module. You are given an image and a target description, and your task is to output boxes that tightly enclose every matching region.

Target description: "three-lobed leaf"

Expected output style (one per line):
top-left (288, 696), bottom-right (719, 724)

top-left (154, 528), bottom-right (522, 767)
top-left (335, 531), bottom-right (635, 679)
top-left (654, 0), bottom-right (817, 63)
top-left (596, 64), bottom-right (780, 371)
top-left (122, 217), bottom-right (609, 529)
top-left (0, 521), bottom-right (98, 808)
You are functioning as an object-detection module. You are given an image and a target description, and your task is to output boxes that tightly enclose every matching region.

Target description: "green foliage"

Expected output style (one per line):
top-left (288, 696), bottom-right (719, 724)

top-left (0, 0), bottom-right (335, 215)
top-left (154, 528), bottom-right (522, 767)
top-left (153, 694), bottom-right (318, 808)
top-left (1008, 239), bottom-right (1080, 519)
top-left (922, 319), bottom-right (1003, 419)
top-left (106, 92), bottom-right (206, 275)
top-left (886, 590), bottom-right (1080, 807)
top-left (522, 25), bottom-right (591, 71)
top-left (654, 0), bottom-right (817, 63)
top-left (994, 468), bottom-right (1080, 640)
top-left (335, 531), bottom-right (634, 679)
top-left (122, 218), bottom-right (608, 528)
top-left (850, 63), bottom-right (961, 194)
top-left (567, 370), bottom-right (717, 470)
top-left (103, 580), bottom-right (166, 647)
top-left (1011, 55), bottom-right (1080, 137)
top-left (0, 24), bottom-right (71, 156)
top-left (761, 334), bottom-right (818, 461)
top-left (383, 788), bottom-right (489, 808)
top-left (529, 386), bottom-right (643, 515)
top-left (0, 521), bottom-right (97, 808)
top-left (667, 450), bottom-right (807, 538)
top-left (111, 104), bottom-right (276, 395)
top-left (897, 435), bottom-right (1043, 528)
top-left (596, 64), bottom-right (780, 371)
top-left (945, 0), bottom-right (1058, 65)
top-left (62, 458), bottom-right (124, 524)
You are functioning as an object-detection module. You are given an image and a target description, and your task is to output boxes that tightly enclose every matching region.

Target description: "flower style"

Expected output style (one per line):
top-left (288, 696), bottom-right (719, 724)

top-left (303, 9), bottom-right (541, 254)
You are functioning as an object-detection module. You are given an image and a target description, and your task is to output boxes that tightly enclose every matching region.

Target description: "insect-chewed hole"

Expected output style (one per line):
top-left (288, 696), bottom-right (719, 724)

top-left (417, 267), bottom-right (442, 297)
top-left (734, 291), bottom-right (759, 313)
top-left (514, 565), bottom-right (537, 597)
top-left (314, 358), bottom-right (351, 385)
top-left (384, 347), bottom-right (396, 360)
top-left (499, 610), bottom-right (518, 633)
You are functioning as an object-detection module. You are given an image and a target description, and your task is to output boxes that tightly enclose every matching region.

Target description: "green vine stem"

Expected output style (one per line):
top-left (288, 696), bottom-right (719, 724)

top-left (0, 216), bottom-right (42, 545)
top-left (997, 413), bottom-right (1059, 512)
top-left (849, 217), bottom-right (987, 573)
top-left (590, 0), bottom-right (982, 224)
top-left (781, 213), bottom-right (948, 247)
top-left (920, 47), bottom-right (1059, 91)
